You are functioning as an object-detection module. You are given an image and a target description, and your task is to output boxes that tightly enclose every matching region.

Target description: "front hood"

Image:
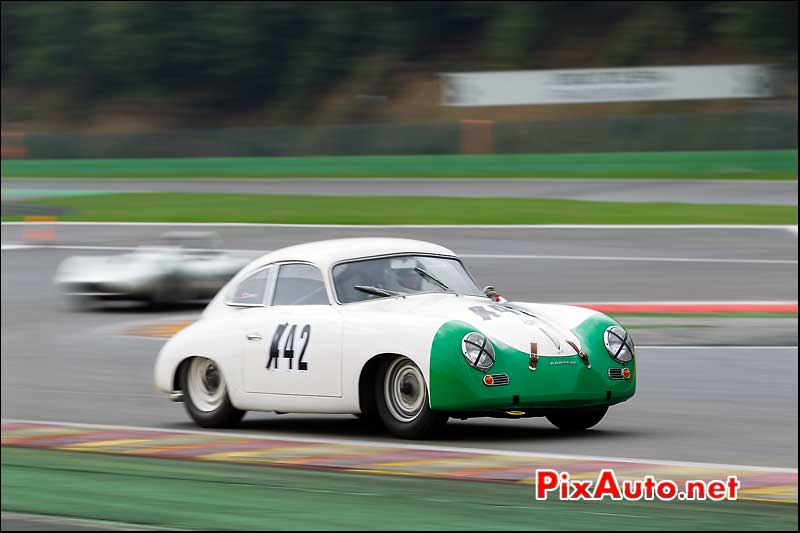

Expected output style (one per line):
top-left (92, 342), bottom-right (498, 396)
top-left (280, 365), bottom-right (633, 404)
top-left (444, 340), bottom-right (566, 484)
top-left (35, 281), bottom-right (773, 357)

top-left (344, 293), bottom-right (601, 356)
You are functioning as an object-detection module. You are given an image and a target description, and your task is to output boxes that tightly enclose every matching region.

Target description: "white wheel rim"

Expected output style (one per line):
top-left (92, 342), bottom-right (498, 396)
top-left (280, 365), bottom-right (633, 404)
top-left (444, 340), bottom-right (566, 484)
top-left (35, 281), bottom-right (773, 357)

top-left (187, 358), bottom-right (226, 412)
top-left (384, 358), bottom-right (426, 423)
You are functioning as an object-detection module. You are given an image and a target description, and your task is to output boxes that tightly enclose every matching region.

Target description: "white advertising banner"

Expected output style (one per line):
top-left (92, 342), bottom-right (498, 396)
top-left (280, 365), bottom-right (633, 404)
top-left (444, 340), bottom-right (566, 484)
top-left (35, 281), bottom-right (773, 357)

top-left (441, 65), bottom-right (773, 106)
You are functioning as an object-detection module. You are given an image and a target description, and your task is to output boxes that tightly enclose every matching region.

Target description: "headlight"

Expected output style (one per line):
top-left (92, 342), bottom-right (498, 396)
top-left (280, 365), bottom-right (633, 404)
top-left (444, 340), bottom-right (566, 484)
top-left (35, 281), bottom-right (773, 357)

top-left (604, 326), bottom-right (635, 364)
top-left (461, 332), bottom-right (495, 371)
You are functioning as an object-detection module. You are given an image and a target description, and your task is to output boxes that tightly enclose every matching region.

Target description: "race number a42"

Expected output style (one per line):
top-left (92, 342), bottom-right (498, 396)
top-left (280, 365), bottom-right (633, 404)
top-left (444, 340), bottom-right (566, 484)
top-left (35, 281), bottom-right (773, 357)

top-left (267, 323), bottom-right (311, 371)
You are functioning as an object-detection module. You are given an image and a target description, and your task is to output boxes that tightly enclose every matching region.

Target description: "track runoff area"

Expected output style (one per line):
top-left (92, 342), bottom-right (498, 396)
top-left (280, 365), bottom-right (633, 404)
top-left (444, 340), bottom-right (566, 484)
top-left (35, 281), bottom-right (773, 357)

top-left (1, 222), bottom-right (798, 530)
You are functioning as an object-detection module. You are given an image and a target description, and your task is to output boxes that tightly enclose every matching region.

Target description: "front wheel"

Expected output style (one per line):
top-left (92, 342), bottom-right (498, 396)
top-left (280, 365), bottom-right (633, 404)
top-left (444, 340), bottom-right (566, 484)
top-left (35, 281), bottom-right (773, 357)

top-left (546, 405), bottom-right (608, 431)
top-left (181, 357), bottom-right (245, 428)
top-left (375, 356), bottom-right (447, 439)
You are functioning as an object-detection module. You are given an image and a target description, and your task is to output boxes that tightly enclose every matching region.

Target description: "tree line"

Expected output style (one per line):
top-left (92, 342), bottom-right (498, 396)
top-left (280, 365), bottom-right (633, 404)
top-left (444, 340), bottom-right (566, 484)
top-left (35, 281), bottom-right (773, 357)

top-left (2, 1), bottom-right (796, 112)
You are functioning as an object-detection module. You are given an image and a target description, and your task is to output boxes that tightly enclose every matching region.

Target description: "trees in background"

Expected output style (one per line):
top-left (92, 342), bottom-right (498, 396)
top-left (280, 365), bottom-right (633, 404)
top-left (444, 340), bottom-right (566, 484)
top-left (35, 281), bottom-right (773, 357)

top-left (1, 1), bottom-right (796, 117)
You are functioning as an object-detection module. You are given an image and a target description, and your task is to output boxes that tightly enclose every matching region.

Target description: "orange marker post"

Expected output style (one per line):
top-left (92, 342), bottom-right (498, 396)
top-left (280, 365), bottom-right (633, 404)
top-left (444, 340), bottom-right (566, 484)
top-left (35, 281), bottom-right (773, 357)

top-left (23, 216), bottom-right (58, 244)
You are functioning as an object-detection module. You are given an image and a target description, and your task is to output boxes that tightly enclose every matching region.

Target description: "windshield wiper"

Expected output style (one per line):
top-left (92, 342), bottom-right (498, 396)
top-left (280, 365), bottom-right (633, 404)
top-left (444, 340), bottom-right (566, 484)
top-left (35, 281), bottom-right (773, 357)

top-left (354, 285), bottom-right (406, 298)
top-left (413, 267), bottom-right (452, 293)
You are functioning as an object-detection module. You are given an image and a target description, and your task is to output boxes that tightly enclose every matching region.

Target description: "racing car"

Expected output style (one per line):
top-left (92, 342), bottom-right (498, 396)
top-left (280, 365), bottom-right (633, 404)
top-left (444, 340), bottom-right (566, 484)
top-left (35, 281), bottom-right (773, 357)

top-left (154, 238), bottom-right (636, 438)
top-left (55, 232), bottom-right (252, 308)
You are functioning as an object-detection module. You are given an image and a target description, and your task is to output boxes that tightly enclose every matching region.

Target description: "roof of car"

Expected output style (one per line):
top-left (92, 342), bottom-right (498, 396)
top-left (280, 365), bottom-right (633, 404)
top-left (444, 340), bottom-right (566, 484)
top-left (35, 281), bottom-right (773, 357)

top-left (250, 238), bottom-right (457, 271)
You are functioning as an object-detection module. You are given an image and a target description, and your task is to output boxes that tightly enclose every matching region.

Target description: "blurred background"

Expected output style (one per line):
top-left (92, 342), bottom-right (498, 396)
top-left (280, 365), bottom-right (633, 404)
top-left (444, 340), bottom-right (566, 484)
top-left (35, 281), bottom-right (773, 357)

top-left (0, 0), bottom-right (797, 155)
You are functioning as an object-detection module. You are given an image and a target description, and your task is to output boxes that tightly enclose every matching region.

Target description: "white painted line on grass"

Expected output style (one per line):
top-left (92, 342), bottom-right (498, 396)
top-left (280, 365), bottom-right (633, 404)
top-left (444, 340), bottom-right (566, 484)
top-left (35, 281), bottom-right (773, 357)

top-left (2, 221), bottom-right (797, 230)
top-left (3, 418), bottom-right (796, 473)
top-left (3, 176), bottom-right (796, 184)
top-left (0, 511), bottom-right (178, 531)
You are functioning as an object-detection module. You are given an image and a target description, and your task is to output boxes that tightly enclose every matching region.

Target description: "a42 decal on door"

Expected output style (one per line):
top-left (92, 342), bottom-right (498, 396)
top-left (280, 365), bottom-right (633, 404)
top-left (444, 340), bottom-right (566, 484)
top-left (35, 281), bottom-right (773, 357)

top-left (266, 323), bottom-right (311, 371)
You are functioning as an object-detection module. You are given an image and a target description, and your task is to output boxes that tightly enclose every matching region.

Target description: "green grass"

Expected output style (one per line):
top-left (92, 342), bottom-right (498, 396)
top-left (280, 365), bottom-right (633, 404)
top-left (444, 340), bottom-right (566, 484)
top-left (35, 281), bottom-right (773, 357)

top-left (2, 150), bottom-right (797, 179)
top-left (2, 192), bottom-right (796, 224)
top-left (2, 448), bottom-right (796, 530)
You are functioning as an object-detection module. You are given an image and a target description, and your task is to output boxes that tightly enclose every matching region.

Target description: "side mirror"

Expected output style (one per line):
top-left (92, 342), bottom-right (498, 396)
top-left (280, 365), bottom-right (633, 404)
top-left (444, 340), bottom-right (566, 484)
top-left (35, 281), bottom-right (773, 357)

top-left (483, 285), bottom-right (505, 302)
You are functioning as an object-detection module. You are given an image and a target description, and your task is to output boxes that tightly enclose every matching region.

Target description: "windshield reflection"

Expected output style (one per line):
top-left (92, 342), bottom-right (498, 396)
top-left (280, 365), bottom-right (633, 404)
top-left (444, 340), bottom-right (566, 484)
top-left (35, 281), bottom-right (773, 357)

top-left (333, 255), bottom-right (483, 303)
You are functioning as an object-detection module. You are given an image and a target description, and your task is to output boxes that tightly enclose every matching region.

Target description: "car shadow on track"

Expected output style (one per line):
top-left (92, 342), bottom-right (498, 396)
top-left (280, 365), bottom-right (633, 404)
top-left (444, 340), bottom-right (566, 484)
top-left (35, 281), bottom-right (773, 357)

top-left (198, 414), bottom-right (646, 444)
top-left (69, 301), bottom-right (208, 314)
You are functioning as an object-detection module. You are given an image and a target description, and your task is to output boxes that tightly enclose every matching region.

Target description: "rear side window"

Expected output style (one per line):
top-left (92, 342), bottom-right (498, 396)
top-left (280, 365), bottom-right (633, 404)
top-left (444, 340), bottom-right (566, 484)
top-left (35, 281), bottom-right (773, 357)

top-left (272, 263), bottom-right (329, 305)
top-left (228, 267), bottom-right (272, 305)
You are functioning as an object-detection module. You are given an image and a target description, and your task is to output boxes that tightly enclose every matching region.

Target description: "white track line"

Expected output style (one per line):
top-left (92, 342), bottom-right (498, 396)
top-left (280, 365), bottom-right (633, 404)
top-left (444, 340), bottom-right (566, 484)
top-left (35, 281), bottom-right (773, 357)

top-left (2, 177), bottom-right (795, 184)
top-left (3, 418), bottom-right (796, 473)
top-left (641, 345), bottom-right (797, 350)
top-left (0, 512), bottom-right (177, 531)
top-left (0, 244), bottom-right (262, 254)
top-left (2, 221), bottom-right (797, 230)
top-left (3, 243), bottom-right (796, 265)
top-left (569, 300), bottom-right (798, 305)
top-left (460, 253), bottom-right (798, 265)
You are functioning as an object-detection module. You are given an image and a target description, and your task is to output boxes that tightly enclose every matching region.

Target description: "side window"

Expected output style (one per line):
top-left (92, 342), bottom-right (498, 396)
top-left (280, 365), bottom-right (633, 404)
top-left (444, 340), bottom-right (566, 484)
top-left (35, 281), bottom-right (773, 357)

top-left (272, 264), bottom-right (329, 305)
top-left (228, 267), bottom-right (272, 306)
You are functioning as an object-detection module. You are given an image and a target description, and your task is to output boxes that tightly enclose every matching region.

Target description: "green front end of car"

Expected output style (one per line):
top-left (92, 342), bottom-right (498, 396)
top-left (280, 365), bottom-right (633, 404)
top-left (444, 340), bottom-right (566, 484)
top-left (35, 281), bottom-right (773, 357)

top-left (428, 315), bottom-right (636, 412)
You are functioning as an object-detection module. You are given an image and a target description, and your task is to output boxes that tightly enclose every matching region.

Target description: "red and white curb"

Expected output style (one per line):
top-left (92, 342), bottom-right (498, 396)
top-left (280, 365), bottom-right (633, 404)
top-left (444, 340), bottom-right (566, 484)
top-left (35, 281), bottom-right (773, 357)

top-left (1, 420), bottom-right (796, 504)
top-left (574, 301), bottom-right (798, 314)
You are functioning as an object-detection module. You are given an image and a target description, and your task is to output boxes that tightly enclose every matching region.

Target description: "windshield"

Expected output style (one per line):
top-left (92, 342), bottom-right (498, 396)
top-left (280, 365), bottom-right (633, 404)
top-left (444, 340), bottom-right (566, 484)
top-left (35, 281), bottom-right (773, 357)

top-left (333, 255), bottom-right (483, 303)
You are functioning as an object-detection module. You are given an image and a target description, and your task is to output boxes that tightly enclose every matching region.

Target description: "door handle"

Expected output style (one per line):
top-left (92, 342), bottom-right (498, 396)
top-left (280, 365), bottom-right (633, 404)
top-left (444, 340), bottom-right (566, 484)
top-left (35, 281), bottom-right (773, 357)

top-left (246, 333), bottom-right (263, 341)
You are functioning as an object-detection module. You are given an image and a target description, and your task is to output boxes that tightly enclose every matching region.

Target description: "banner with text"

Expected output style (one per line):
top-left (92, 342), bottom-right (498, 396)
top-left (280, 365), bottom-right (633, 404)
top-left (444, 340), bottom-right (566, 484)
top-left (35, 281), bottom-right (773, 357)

top-left (441, 65), bottom-right (773, 106)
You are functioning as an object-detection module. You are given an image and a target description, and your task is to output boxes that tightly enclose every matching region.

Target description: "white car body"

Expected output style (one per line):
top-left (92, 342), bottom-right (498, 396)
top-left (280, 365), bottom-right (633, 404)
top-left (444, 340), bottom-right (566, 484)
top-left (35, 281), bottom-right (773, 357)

top-left (154, 238), bottom-right (636, 435)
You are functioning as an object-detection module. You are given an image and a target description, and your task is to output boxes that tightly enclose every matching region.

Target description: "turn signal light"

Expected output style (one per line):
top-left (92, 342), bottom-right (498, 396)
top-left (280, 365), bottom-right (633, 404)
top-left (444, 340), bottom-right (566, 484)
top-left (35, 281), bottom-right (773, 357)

top-left (483, 375), bottom-right (494, 385)
top-left (623, 368), bottom-right (631, 379)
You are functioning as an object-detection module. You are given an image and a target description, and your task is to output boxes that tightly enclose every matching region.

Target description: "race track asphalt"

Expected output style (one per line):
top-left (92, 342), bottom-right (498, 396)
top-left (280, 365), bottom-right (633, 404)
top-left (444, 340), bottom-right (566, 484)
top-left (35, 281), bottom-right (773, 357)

top-left (1, 224), bottom-right (797, 468)
top-left (3, 177), bottom-right (798, 205)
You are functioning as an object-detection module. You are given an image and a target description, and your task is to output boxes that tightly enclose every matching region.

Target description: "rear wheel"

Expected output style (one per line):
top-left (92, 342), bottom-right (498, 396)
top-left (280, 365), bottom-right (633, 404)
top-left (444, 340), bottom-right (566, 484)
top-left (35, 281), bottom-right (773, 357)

top-left (375, 356), bottom-right (447, 439)
top-left (181, 357), bottom-right (245, 428)
top-left (546, 405), bottom-right (608, 431)
top-left (64, 294), bottom-right (96, 311)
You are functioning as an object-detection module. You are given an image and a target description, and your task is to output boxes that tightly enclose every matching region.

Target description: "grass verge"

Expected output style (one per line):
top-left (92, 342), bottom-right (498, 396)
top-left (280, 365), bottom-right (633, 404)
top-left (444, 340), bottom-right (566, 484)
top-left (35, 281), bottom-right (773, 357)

top-left (2, 193), bottom-right (796, 224)
top-left (1, 150), bottom-right (797, 179)
top-left (2, 447), bottom-right (796, 530)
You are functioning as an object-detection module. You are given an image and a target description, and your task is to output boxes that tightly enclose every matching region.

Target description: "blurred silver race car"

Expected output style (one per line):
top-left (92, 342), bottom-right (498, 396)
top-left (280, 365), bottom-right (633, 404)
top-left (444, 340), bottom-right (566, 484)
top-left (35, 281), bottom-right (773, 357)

top-left (54, 232), bottom-right (253, 307)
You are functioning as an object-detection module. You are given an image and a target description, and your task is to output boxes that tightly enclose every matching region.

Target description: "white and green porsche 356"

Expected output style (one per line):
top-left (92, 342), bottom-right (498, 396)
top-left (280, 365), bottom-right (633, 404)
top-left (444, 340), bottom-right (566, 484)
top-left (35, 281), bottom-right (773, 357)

top-left (155, 238), bottom-right (636, 438)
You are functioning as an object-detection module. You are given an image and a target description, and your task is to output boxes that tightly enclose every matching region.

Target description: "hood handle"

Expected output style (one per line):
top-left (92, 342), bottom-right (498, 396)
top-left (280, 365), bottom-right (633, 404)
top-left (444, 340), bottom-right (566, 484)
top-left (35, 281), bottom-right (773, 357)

top-left (566, 340), bottom-right (591, 368)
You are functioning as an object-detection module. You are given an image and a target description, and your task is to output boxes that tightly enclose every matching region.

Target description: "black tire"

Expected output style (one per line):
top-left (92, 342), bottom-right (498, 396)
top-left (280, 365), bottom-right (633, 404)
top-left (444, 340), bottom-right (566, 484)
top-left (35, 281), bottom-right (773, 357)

top-left (353, 411), bottom-right (383, 431)
top-left (546, 405), bottom-right (608, 431)
top-left (147, 284), bottom-right (177, 309)
top-left (180, 357), bottom-right (245, 428)
top-left (64, 294), bottom-right (95, 311)
top-left (375, 356), bottom-right (447, 439)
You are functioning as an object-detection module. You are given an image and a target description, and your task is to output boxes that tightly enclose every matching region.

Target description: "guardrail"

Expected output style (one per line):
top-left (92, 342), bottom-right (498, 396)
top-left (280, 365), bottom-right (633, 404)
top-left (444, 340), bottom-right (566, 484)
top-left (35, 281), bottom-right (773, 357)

top-left (2, 111), bottom-right (796, 159)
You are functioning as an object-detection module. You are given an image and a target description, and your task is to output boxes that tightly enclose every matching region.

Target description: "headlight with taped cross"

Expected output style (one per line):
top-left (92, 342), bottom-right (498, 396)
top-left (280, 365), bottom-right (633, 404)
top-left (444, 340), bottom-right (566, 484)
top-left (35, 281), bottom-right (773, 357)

top-left (604, 326), bottom-right (635, 364)
top-left (461, 332), bottom-right (496, 372)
